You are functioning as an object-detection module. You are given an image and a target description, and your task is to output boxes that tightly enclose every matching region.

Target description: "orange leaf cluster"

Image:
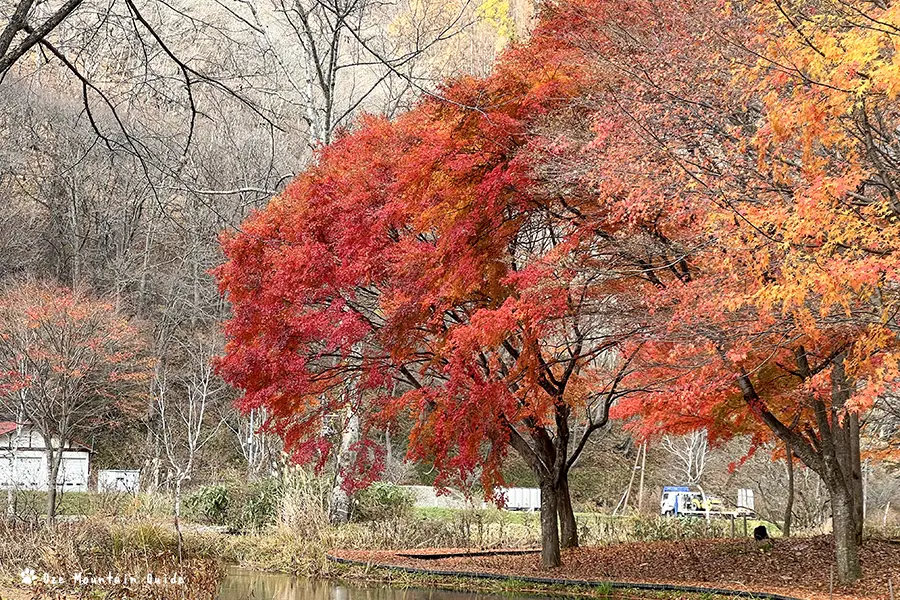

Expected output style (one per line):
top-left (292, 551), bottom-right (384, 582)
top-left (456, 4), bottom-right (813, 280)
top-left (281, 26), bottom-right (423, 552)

top-left (217, 0), bottom-right (900, 488)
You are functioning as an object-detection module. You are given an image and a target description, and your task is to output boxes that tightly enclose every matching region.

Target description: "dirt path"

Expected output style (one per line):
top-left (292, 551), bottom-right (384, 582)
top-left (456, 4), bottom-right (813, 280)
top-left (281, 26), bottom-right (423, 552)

top-left (333, 536), bottom-right (900, 600)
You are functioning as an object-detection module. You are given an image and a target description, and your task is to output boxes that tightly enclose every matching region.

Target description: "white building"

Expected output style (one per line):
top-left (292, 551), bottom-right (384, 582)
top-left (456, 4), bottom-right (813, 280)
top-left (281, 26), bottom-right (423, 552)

top-left (98, 469), bottom-right (140, 493)
top-left (401, 485), bottom-right (541, 512)
top-left (497, 487), bottom-right (541, 511)
top-left (0, 422), bottom-right (91, 492)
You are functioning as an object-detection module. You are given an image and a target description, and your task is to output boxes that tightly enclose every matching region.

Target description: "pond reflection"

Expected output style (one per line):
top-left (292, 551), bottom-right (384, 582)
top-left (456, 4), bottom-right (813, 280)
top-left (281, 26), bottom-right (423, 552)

top-left (218, 569), bottom-right (565, 600)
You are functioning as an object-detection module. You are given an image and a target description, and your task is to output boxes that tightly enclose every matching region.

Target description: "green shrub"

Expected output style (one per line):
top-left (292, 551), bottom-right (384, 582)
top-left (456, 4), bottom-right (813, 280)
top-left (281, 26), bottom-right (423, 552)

top-left (353, 482), bottom-right (414, 522)
top-left (185, 480), bottom-right (283, 533)
top-left (235, 479), bottom-right (283, 532)
top-left (185, 485), bottom-right (230, 526)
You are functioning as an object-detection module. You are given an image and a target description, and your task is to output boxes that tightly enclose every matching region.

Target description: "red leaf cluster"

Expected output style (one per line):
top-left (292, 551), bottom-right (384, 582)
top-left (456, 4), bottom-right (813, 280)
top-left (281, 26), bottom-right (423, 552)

top-left (217, 0), bottom-right (900, 496)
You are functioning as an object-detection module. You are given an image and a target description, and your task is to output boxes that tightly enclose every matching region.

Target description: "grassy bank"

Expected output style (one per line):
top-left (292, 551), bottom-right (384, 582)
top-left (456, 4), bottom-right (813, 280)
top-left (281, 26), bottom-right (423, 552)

top-left (0, 518), bottom-right (222, 600)
top-left (0, 511), bottom-right (784, 581)
top-left (220, 511), bottom-right (784, 576)
top-left (0, 483), bottom-right (838, 600)
top-left (3, 517), bottom-right (893, 600)
top-left (1, 479), bottom-right (894, 600)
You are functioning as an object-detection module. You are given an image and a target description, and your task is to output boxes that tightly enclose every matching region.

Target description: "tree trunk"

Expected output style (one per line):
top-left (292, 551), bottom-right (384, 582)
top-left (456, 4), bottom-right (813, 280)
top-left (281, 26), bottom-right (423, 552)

top-left (328, 408), bottom-right (359, 525)
top-left (614, 444), bottom-right (641, 515)
top-left (742, 350), bottom-right (864, 586)
top-left (831, 356), bottom-right (864, 549)
top-left (862, 459), bottom-right (868, 524)
top-left (784, 442), bottom-right (794, 538)
top-left (174, 477), bottom-right (184, 563)
top-left (151, 449), bottom-right (161, 493)
top-left (45, 448), bottom-right (60, 526)
top-left (557, 476), bottom-right (578, 549)
top-left (7, 432), bottom-right (18, 518)
top-left (847, 413), bottom-right (864, 543)
top-left (539, 479), bottom-right (561, 568)
top-left (637, 441), bottom-right (647, 514)
top-left (831, 483), bottom-right (862, 585)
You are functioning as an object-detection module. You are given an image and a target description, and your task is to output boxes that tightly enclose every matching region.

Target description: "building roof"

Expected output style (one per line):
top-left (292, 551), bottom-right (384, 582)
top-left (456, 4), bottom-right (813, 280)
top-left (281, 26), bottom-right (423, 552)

top-left (0, 421), bottom-right (91, 451)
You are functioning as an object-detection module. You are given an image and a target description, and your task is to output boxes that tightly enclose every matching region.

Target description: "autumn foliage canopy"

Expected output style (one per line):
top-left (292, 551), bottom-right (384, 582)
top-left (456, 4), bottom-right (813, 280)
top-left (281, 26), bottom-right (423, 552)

top-left (217, 0), bottom-right (900, 576)
top-left (0, 281), bottom-right (151, 428)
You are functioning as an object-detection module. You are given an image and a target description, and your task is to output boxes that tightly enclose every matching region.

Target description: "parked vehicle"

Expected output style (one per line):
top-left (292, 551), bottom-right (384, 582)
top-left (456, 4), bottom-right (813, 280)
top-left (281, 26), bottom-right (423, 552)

top-left (660, 485), bottom-right (728, 517)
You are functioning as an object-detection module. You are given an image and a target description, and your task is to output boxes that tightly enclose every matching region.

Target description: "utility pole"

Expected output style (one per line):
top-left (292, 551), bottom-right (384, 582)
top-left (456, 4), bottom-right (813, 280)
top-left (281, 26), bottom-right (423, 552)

top-left (637, 442), bottom-right (647, 514)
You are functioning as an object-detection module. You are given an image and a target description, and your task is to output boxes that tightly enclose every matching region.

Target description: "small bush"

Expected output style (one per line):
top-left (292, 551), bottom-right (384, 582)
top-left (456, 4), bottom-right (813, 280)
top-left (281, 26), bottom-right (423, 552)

top-left (185, 485), bottom-right (230, 526)
top-left (235, 479), bottom-right (283, 532)
top-left (353, 482), bottom-right (414, 522)
top-left (185, 480), bottom-right (283, 533)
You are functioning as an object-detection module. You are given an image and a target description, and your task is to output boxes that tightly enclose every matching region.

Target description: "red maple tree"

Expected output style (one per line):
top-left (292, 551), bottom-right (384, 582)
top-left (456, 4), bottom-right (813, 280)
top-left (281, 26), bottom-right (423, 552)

top-left (217, 0), bottom-right (900, 581)
top-left (215, 0), bottom-right (670, 567)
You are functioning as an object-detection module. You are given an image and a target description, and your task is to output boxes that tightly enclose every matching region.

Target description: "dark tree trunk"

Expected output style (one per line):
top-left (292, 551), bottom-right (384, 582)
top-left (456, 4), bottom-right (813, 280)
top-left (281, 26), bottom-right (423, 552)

top-left (45, 448), bottom-right (60, 527)
top-left (737, 349), bottom-right (865, 585)
top-left (539, 479), bottom-right (561, 568)
top-left (830, 356), bottom-right (864, 548)
top-left (823, 434), bottom-right (864, 585)
top-left (557, 476), bottom-right (578, 548)
top-left (831, 483), bottom-right (862, 585)
top-left (784, 442), bottom-right (794, 538)
top-left (507, 429), bottom-right (564, 569)
top-left (847, 414), bottom-right (864, 543)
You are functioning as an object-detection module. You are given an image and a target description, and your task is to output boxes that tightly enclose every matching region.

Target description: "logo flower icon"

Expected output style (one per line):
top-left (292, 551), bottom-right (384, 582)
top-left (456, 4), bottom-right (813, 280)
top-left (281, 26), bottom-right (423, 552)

top-left (20, 568), bottom-right (36, 585)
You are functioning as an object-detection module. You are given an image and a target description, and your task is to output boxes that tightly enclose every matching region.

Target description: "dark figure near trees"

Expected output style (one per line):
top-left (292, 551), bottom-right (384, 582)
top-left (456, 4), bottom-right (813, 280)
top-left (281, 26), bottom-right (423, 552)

top-left (753, 525), bottom-right (769, 541)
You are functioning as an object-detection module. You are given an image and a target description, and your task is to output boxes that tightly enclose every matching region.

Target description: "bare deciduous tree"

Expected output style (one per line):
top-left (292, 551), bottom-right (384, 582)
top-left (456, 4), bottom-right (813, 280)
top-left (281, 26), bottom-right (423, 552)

top-left (153, 334), bottom-right (225, 558)
top-left (662, 429), bottom-right (709, 485)
top-left (0, 0), bottom-right (509, 501)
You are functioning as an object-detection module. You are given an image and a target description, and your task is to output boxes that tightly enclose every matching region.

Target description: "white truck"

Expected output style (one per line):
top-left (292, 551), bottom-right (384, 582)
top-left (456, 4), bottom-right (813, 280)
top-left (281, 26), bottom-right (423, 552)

top-left (660, 485), bottom-right (724, 517)
top-left (661, 485), bottom-right (756, 518)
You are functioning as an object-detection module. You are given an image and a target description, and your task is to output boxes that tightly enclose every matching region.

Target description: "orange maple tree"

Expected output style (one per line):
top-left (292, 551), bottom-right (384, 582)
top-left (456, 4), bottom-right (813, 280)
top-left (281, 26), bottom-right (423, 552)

top-left (217, 0), bottom-right (900, 579)
top-left (0, 280), bottom-right (150, 523)
top-left (605, 0), bottom-right (900, 584)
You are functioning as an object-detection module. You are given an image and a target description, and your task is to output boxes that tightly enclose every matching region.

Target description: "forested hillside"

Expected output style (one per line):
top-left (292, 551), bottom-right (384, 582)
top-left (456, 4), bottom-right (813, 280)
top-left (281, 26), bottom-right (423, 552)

top-left (0, 0), bottom-right (523, 483)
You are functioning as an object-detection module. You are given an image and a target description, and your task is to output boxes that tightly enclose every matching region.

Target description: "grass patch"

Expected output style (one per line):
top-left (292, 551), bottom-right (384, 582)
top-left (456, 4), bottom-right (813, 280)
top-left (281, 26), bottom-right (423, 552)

top-left (11, 490), bottom-right (174, 520)
top-left (412, 506), bottom-right (781, 544)
top-left (0, 518), bottom-right (223, 600)
top-left (413, 506), bottom-right (540, 526)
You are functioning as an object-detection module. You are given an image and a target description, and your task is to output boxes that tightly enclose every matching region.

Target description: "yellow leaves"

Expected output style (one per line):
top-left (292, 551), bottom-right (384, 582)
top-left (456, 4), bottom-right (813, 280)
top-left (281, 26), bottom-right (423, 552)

top-left (747, 0), bottom-right (899, 125)
top-left (869, 35), bottom-right (900, 99)
top-left (477, 0), bottom-right (515, 48)
top-left (733, 5), bottom-right (899, 328)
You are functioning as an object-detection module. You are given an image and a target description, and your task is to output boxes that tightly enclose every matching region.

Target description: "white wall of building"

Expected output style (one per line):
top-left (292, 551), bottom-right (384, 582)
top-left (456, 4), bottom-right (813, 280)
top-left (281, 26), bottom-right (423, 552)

top-left (98, 469), bottom-right (140, 493)
top-left (497, 487), bottom-right (541, 511)
top-left (0, 426), bottom-right (90, 492)
top-left (400, 485), bottom-right (541, 511)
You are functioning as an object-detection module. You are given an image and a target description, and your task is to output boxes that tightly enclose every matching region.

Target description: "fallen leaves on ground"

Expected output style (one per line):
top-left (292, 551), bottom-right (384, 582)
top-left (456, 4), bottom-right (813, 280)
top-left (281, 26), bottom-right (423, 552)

top-left (334, 536), bottom-right (900, 600)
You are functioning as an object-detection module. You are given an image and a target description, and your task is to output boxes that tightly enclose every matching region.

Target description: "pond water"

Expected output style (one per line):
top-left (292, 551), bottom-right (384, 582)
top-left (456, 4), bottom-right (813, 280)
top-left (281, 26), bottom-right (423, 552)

top-left (218, 569), bottom-right (566, 600)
